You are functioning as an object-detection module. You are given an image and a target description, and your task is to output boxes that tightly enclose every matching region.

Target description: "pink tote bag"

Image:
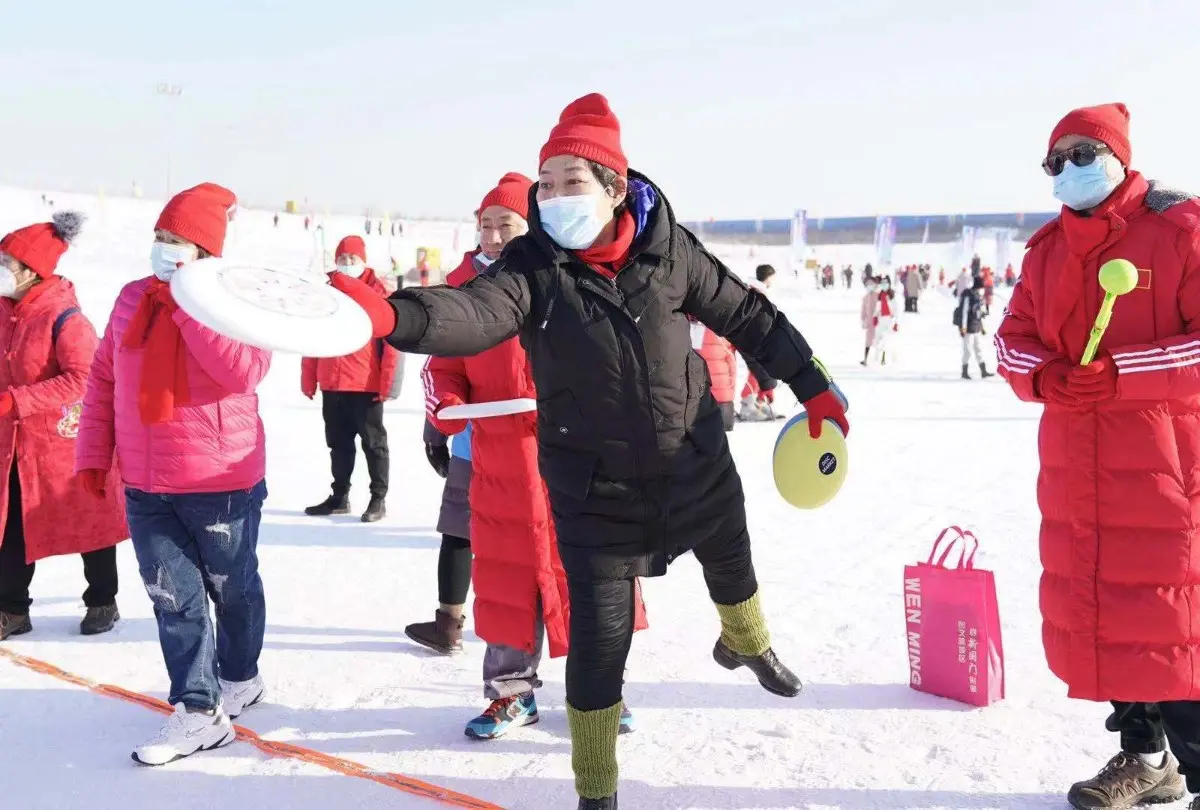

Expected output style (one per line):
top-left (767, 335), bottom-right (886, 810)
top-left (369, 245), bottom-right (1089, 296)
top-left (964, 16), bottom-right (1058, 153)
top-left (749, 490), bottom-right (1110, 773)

top-left (903, 526), bottom-right (1005, 707)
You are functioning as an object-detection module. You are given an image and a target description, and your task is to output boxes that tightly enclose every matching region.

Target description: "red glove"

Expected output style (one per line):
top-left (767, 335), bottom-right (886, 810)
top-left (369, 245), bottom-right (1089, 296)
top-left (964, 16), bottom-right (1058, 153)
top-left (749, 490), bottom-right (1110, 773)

top-left (78, 469), bottom-right (107, 499)
top-left (1067, 356), bottom-right (1119, 403)
top-left (1033, 359), bottom-right (1081, 406)
top-left (330, 273), bottom-right (397, 339)
top-left (872, 316), bottom-right (879, 327)
top-left (0, 393), bottom-right (13, 418)
top-left (893, 322), bottom-right (899, 332)
top-left (757, 388), bottom-right (775, 404)
top-left (302, 386), bottom-right (316, 400)
top-left (802, 390), bottom-right (850, 439)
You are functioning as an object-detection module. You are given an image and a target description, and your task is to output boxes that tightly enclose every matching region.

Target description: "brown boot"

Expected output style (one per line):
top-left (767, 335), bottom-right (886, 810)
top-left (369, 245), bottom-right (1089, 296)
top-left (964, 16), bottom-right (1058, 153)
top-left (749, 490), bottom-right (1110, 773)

top-left (1067, 751), bottom-right (1185, 809)
top-left (404, 609), bottom-right (464, 655)
top-left (0, 612), bottom-right (31, 641)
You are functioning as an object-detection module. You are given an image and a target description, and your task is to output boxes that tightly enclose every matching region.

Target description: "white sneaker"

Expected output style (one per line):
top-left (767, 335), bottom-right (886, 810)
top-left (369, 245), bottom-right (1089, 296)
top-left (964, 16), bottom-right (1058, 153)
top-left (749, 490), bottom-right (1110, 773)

top-left (132, 703), bottom-right (235, 766)
top-left (219, 674), bottom-right (265, 719)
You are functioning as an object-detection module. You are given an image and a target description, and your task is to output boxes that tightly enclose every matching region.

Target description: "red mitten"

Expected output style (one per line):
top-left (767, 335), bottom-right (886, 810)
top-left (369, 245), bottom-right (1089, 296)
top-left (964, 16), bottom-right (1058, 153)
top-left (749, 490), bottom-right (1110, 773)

top-left (802, 389), bottom-right (850, 439)
top-left (893, 322), bottom-right (899, 332)
top-left (1067, 356), bottom-right (1118, 403)
top-left (757, 388), bottom-right (775, 404)
top-left (0, 393), bottom-right (13, 418)
top-left (302, 386), bottom-right (316, 400)
top-left (329, 273), bottom-right (397, 339)
top-left (1033, 359), bottom-right (1081, 406)
top-left (78, 469), bottom-right (107, 499)
top-left (428, 393), bottom-right (470, 435)
top-left (873, 316), bottom-right (879, 327)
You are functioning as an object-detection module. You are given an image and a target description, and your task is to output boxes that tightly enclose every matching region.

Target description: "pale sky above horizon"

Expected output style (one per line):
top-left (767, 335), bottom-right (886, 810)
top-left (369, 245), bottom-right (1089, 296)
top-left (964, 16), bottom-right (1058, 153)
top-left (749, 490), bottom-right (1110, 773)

top-left (3, 0), bottom-right (1198, 221)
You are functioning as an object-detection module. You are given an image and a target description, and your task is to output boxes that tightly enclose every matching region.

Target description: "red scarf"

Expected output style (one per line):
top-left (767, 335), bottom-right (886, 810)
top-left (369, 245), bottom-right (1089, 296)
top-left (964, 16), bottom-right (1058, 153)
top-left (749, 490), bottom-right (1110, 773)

top-left (122, 279), bottom-right (190, 424)
top-left (575, 211), bottom-right (636, 279)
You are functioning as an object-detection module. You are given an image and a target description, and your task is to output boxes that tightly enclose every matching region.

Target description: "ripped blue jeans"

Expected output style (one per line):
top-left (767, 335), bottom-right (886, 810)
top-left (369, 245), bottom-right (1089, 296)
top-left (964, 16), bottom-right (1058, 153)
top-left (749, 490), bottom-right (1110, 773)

top-left (126, 481), bottom-right (267, 711)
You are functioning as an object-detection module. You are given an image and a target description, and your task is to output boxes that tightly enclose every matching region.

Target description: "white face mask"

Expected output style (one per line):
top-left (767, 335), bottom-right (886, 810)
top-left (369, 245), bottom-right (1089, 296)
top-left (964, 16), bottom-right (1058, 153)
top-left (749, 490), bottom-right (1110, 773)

top-left (476, 253), bottom-right (496, 268)
top-left (537, 192), bottom-right (608, 250)
top-left (0, 268), bottom-right (16, 298)
top-left (334, 262), bottom-right (363, 276)
top-left (151, 241), bottom-right (197, 281)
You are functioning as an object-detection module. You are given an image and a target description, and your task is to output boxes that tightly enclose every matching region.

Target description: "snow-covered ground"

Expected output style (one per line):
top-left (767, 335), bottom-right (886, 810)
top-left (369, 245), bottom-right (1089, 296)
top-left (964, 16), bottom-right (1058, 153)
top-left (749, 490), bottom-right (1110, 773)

top-left (0, 189), bottom-right (1129, 810)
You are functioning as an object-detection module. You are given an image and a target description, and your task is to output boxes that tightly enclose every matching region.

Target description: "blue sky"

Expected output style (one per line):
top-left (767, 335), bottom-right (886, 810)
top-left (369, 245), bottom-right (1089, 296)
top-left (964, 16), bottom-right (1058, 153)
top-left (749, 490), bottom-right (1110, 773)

top-left (2, 0), bottom-right (1197, 220)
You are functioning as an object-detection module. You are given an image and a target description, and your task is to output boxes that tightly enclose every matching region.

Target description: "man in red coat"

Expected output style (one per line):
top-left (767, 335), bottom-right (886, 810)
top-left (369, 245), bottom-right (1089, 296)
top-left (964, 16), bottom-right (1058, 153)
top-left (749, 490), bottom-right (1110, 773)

top-left (302, 236), bottom-right (401, 523)
top-left (0, 212), bottom-right (128, 639)
top-left (996, 103), bottom-right (1200, 810)
top-left (423, 173), bottom-right (646, 740)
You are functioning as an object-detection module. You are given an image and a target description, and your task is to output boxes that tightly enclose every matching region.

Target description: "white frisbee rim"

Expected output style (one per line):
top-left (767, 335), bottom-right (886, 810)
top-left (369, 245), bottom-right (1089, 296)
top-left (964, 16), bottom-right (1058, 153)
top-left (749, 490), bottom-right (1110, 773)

top-left (438, 398), bottom-right (537, 419)
top-left (169, 258), bottom-right (373, 357)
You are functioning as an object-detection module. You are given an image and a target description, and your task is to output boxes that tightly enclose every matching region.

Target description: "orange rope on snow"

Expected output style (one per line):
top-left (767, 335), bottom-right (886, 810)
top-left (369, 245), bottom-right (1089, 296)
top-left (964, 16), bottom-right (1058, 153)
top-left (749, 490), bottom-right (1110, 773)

top-left (0, 647), bottom-right (505, 810)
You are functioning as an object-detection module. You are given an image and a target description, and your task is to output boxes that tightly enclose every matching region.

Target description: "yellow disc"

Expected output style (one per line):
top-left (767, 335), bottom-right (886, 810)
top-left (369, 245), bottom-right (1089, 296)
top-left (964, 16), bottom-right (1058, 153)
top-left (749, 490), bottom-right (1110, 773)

top-left (1098, 259), bottom-right (1139, 296)
top-left (772, 414), bottom-right (848, 509)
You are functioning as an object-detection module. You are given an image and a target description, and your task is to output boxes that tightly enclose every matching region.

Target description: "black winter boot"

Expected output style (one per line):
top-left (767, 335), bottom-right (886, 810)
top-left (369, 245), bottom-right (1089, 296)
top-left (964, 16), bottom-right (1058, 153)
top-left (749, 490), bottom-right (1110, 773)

top-left (578, 794), bottom-right (617, 809)
top-left (361, 496), bottom-right (386, 523)
top-left (713, 640), bottom-right (802, 697)
top-left (0, 612), bottom-right (31, 641)
top-left (305, 493), bottom-right (350, 516)
top-left (979, 363), bottom-right (994, 379)
top-left (962, 364), bottom-right (972, 380)
top-left (404, 609), bottom-right (465, 655)
top-left (80, 604), bottom-right (119, 636)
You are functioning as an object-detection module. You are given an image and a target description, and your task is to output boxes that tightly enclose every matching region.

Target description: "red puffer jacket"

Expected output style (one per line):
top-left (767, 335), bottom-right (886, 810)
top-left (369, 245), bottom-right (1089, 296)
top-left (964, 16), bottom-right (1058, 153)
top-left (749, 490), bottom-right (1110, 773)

top-left (995, 171), bottom-right (1200, 702)
top-left (424, 252), bottom-right (647, 656)
top-left (0, 278), bottom-right (127, 562)
top-left (689, 319), bottom-right (736, 403)
top-left (301, 269), bottom-right (400, 398)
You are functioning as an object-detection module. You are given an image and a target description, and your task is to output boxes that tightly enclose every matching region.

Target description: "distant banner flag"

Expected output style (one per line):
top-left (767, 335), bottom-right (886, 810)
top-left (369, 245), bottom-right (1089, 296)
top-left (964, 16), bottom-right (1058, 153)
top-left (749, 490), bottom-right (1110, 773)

top-left (962, 225), bottom-right (978, 263)
top-left (995, 228), bottom-right (1017, 272)
top-left (921, 220), bottom-right (930, 245)
top-left (875, 216), bottom-right (897, 266)
top-left (790, 209), bottom-right (808, 270)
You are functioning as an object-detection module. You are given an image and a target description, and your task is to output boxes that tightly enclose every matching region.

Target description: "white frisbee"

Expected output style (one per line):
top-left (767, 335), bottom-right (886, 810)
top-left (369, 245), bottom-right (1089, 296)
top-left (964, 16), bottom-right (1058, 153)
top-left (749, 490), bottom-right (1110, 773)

top-left (170, 258), bottom-right (373, 357)
top-left (438, 398), bottom-right (537, 419)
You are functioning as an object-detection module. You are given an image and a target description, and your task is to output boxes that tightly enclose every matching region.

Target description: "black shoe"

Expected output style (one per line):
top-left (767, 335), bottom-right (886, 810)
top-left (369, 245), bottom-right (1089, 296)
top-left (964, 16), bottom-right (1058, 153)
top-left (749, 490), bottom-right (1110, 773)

top-left (80, 604), bottom-right (120, 636)
top-left (361, 496), bottom-right (386, 523)
top-left (305, 494), bottom-right (350, 516)
top-left (0, 611), bottom-right (31, 641)
top-left (962, 364), bottom-right (972, 380)
top-left (979, 363), bottom-right (994, 379)
top-left (713, 640), bottom-right (802, 697)
top-left (578, 794), bottom-right (617, 809)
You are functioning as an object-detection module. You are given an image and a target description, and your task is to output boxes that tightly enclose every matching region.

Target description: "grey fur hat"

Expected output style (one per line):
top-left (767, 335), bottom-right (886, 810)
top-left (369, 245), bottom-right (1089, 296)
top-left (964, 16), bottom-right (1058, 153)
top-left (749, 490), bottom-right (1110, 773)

top-left (50, 210), bottom-right (86, 243)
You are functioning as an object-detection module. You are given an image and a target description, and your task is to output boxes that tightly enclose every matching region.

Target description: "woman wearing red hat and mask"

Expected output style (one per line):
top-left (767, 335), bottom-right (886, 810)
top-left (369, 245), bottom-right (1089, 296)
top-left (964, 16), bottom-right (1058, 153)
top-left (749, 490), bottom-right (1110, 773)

top-left (334, 94), bottom-right (847, 808)
top-left (76, 183), bottom-right (273, 767)
top-left (996, 103), bottom-right (1200, 810)
top-left (301, 235), bottom-right (400, 523)
top-left (0, 211), bottom-right (128, 641)
top-left (407, 173), bottom-right (646, 740)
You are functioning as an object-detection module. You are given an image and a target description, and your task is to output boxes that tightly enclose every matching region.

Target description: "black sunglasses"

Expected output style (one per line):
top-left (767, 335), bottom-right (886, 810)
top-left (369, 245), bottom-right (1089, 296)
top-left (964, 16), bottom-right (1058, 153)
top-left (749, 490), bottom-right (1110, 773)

top-left (1042, 143), bottom-right (1113, 177)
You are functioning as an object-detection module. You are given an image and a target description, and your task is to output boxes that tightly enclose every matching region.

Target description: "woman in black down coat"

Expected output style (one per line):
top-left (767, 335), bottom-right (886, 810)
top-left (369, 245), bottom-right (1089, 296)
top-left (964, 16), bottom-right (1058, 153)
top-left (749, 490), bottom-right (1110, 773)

top-left (333, 93), bottom-right (850, 810)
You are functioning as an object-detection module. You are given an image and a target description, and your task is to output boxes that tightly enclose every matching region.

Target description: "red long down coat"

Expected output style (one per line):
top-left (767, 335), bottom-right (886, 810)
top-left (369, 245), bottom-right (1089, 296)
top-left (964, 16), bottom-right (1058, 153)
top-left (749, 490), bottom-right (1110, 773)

top-left (0, 278), bottom-right (127, 563)
top-left (996, 172), bottom-right (1200, 702)
top-left (424, 252), bottom-right (647, 656)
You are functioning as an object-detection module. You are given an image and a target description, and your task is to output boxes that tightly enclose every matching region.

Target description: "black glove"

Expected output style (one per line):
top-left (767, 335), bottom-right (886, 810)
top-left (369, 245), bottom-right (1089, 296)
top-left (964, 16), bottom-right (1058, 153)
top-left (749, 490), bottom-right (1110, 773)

top-left (425, 442), bottom-right (450, 478)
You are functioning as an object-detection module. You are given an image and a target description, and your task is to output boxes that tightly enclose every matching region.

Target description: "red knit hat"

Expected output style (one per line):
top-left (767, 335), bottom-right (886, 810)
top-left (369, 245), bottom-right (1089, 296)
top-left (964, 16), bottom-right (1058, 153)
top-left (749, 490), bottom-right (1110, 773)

top-left (539, 93), bottom-right (628, 175)
top-left (0, 211), bottom-right (85, 278)
top-left (155, 183), bottom-right (238, 257)
top-left (1048, 103), bottom-right (1132, 166)
top-left (478, 172), bottom-right (533, 221)
top-left (335, 235), bottom-right (367, 262)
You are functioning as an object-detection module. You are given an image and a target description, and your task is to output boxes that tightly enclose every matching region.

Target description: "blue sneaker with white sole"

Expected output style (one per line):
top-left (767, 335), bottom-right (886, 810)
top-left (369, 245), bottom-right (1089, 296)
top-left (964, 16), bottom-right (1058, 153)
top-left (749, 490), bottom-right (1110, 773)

top-left (465, 693), bottom-right (538, 739)
top-left (619, 704), bottom-right (635, 734)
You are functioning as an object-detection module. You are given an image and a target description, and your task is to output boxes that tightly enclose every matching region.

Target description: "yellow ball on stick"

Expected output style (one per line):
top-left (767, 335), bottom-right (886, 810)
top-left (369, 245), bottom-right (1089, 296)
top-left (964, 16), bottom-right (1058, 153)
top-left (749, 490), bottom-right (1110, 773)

top-left (1081, 259), bottom-right (1140, 365)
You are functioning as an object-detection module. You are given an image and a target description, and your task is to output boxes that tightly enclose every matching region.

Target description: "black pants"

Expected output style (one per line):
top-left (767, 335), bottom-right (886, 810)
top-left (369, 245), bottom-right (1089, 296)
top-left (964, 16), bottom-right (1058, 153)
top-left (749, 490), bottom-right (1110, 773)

top-left (565, 527), bottom-right (758, 711)
top-left (0, 463), bottom-right (118, 614)
top-left (437, 534), bottom-right (472, 605)
top-left (322, 391), bottom-right (389, 498)
top-left (1111, 700), bottom-right (1200, 791)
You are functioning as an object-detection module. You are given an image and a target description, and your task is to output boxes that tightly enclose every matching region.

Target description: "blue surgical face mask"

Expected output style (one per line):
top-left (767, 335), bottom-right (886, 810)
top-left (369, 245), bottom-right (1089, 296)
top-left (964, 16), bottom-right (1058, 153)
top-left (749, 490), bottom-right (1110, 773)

top-left (150, 241), bottom-right (196, 281)
top-left (537, 192), bottom-right (607, 250)
top-left (1053, 153), bottom-right (1124, 211)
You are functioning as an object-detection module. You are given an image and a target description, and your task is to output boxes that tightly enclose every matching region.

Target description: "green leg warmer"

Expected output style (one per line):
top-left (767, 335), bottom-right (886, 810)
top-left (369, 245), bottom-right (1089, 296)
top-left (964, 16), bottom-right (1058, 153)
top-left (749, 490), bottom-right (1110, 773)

top-left (567, 702), bottom-right (622, 799)
top-left (714, 590), bottom-right (771, 657)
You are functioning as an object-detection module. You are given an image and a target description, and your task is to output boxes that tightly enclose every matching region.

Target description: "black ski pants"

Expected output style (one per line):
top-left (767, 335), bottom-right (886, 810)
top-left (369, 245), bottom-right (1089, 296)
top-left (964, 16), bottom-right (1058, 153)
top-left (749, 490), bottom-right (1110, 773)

top-left (322, 391), bottom-right (389, 499)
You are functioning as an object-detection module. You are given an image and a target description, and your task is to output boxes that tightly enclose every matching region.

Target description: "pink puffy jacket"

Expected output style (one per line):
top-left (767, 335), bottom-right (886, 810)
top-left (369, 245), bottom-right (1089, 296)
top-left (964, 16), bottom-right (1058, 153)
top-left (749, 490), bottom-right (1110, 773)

top-left (76, 277), bottom-right (271, 494)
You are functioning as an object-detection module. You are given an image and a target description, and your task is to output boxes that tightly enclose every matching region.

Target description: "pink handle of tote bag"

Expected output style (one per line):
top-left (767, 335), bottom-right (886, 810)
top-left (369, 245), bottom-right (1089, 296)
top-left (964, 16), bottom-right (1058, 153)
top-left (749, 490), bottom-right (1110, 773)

top-left (926, 525), bottom-right (979, 570)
